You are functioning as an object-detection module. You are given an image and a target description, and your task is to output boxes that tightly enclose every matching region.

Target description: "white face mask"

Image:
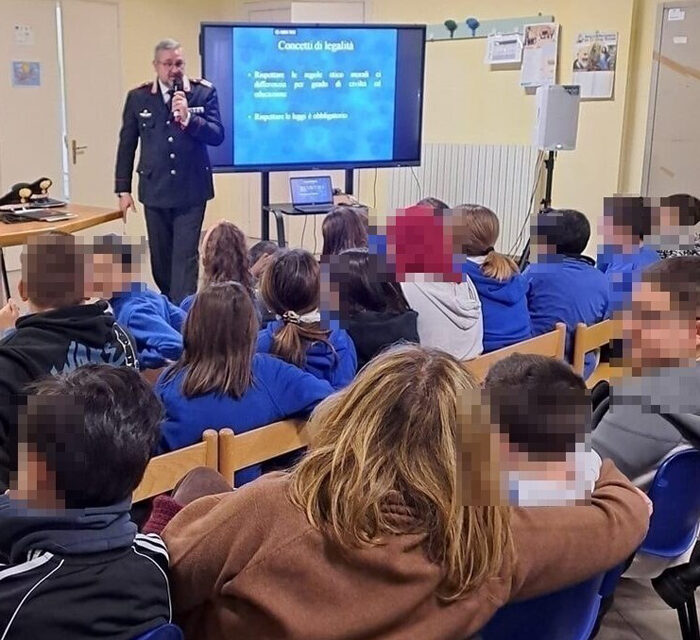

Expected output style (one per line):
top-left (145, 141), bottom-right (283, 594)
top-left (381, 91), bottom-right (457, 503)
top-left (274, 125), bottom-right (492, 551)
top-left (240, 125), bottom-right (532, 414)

top-left (507, 449), bottom-right (602, 507)
top-left (647, 228), bottom-right (695, 251)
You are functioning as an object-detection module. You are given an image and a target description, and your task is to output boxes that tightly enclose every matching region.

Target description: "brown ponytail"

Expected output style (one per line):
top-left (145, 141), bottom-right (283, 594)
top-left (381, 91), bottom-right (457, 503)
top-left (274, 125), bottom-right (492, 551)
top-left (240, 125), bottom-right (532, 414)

top-left (452, 205), bottom-right (519, 282)
top-left (259, 249), bottom-right (335, 367)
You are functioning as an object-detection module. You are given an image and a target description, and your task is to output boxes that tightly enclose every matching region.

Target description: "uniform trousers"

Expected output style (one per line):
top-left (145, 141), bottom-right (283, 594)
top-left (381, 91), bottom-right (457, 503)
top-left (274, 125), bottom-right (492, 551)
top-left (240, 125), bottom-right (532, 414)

top-left (144, 202), bottom-right (206, 304)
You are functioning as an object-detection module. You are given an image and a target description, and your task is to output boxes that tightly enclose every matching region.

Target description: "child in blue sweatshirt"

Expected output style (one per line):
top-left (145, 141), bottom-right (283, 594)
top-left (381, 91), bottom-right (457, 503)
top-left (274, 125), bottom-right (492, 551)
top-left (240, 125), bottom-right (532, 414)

top-left (156, 282), bottom-right (334, 486)
top-left (452, 205), bottom-right (531, 352)
top-left (91, 236), bottom-right (184, 369)
top-left (597, 196), bottom-right (660, 313)
top-left (257, 249), bottom-right (356, 389)
top-left (525, 208), bottom-right (609, 379)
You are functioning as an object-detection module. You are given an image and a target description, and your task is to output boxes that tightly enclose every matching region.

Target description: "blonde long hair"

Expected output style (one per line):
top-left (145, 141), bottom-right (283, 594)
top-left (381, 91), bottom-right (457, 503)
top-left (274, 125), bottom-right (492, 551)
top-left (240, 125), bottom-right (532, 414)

top-left (452, 205), bottom-right (519, 281)
top-left (290, 345), bottom-right (512, 601)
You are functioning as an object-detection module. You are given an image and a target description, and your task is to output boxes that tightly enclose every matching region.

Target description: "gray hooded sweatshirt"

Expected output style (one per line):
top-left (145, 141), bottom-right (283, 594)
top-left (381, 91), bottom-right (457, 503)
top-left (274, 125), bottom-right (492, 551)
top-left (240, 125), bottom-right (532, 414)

top-left (401, 279), bottom-right (483, 360)
top-left (592, 365), bottom-right (700, 488)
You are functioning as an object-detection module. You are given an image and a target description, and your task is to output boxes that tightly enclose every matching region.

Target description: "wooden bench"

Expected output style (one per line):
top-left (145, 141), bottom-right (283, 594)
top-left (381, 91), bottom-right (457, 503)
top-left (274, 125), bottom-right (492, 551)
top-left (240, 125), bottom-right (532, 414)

top-left (219, 420), bottom-right (310, 488)
top-left (572, 319), bottom-right (614, 388)
top-left (464, 323), bottom-right (567, 382)
top-left (133, 430), bottom-right (218, 502)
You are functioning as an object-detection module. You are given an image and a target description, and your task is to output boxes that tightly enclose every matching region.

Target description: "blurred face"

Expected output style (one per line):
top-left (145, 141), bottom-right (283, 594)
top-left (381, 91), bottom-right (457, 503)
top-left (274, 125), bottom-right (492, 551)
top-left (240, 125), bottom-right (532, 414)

top-left (623, 281), bottom-right (698, 368)
top-left (12, 445), bottom-right (59, 509)
top-left (87, 253), bottom-right (131, 299)
top-left (153, 47), bottom-right (185, 87)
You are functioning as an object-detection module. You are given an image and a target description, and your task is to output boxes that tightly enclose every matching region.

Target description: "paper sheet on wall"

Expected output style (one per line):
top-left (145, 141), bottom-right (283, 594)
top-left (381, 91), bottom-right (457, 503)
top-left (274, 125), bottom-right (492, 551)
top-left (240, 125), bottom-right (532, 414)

top-left (485, 33), bottom-right (523, 65)
top-left (572, 31), bottom-right (617, 99)
top-left (521, 23), bottom-right (559, 87)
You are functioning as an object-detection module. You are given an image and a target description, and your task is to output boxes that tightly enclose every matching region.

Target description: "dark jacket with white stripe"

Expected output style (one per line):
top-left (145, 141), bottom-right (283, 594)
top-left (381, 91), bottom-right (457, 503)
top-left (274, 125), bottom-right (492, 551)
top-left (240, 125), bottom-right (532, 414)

top-left (0, 495), bottom-right (171, 639)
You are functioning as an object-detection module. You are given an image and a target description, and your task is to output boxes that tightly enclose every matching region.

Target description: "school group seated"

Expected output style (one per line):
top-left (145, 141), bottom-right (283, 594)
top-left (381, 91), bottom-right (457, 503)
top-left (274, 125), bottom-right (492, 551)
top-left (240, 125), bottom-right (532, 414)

top-left (0, 192), bottom-right (697, 639)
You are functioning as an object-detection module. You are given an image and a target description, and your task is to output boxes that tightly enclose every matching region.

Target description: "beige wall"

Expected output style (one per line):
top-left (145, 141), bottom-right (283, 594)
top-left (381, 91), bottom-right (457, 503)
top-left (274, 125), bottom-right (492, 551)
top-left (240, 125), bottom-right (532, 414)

top-left (116, 0), bottom-right (665, 244)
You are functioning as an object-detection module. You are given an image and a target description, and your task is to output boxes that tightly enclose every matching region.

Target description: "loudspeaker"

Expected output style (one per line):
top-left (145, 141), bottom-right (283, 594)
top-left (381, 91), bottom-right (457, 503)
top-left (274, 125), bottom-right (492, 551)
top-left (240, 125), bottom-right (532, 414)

top-left (534, 85), bottom-right (581, 151)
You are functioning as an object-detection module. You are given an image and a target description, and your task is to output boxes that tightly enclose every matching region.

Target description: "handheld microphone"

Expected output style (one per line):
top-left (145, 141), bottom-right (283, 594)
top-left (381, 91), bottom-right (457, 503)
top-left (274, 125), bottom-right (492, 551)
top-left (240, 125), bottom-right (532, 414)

top-left (171, 73), bottom-right (184, 126)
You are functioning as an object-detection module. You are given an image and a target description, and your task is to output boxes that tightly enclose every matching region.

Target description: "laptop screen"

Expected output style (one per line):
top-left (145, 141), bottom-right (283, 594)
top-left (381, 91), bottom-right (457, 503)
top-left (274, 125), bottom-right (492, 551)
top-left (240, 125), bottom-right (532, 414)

top-left (290, 176), bottom-right (333, 206)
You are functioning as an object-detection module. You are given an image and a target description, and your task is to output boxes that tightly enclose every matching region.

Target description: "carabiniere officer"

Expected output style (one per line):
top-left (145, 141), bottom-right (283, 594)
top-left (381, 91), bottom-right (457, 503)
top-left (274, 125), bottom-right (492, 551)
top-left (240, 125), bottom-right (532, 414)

top-left (114, 38), bottom-right (224, 304)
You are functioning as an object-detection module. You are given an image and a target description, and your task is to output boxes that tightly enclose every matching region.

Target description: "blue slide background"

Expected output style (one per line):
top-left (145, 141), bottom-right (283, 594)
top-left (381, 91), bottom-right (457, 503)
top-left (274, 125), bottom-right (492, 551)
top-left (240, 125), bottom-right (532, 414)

top-left (232, 27), bottom-right (398, 167)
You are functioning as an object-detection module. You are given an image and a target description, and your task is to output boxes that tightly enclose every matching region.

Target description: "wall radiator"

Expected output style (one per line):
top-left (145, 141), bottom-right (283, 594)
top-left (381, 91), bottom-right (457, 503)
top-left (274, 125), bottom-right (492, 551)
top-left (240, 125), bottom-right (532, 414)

top-left (386, 144), bottom-right (542, 255)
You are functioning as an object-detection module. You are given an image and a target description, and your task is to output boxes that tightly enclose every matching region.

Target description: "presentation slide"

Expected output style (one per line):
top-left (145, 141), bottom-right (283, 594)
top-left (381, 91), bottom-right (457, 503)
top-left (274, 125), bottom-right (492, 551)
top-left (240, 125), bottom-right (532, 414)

top-left (202, 23), bottom-right (426, 172)
top-left (233, 27), bottom-right (397, 167)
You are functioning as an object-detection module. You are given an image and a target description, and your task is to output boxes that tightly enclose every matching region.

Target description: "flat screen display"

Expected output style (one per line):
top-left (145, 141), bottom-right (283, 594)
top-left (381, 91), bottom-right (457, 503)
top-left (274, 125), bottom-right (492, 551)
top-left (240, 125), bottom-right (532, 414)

top-left (200, 23), bottom-right (426, 172)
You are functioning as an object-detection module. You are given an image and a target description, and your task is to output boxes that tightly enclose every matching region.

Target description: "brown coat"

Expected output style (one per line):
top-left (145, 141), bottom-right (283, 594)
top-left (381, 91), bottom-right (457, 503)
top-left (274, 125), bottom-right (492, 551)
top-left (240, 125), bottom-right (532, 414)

top-left (162, 460), bottom-right (649, 640)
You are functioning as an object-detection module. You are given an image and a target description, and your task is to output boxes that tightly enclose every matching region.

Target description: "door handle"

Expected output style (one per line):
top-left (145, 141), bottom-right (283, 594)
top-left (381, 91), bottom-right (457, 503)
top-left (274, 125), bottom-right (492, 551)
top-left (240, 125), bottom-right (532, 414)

top-left (71, 139), bottom-right (88, 164)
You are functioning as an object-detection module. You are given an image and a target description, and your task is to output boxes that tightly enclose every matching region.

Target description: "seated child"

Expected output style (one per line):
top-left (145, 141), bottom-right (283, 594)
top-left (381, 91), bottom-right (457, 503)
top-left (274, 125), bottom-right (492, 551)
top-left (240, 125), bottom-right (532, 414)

top-left (484, 353), bottom-right (602, 506)
top-left (524, 208), bottom-right (609, 378)
top-left (249, 240), bottom-right (279, 329)
top-left (388, 204), bottom-right (483, 359)
top-left (0, 365), bottom-right (170, 639)
top-left (156, 282), bottom-right (334, 485)
top-left (650, 193), bottom-right (700, 259)
top-left (324, 249), bottom-right (419, 370)
top-left (257, 249), bottom-right (356, 389)
top-left (597, 196), bottom-right (660, 312)
top-left (321, 206), bottom-right (369, 256)
top-left (451, 205), bottom-right (532, 352)
top-left (90, 235), bottom-right (185, 370)
top-left (180, 220), bottom-right (255, 313)
top-left (0, 232), bottom-right (138, 491)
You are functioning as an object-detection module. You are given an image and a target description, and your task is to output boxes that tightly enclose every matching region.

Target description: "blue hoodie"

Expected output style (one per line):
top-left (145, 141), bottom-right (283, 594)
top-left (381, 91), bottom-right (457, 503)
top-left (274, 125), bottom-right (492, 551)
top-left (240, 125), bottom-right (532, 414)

top-left (597, 245), bottom-right (660, 312)
top-left (155, 354), bottom-right (334, 485)
top-left (461, 259), bottom-right (532, 352)
top-left (524, 256), bottom-right (609, 378)
top-left (257, 321), bottom-right (357, 389)
top-left (110, 283), bottom-right (186, 369)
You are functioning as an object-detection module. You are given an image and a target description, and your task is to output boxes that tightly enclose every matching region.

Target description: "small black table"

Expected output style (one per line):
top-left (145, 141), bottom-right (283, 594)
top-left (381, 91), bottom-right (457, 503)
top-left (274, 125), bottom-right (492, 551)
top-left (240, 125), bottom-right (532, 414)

top-left (262, 204), bottom-right (330, 248)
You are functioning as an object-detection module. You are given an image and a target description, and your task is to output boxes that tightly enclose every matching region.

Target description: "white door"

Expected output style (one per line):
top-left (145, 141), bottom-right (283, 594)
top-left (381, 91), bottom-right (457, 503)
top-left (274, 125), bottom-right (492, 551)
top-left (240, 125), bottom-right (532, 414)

top-left (61, 0), bottom-right (123, 219)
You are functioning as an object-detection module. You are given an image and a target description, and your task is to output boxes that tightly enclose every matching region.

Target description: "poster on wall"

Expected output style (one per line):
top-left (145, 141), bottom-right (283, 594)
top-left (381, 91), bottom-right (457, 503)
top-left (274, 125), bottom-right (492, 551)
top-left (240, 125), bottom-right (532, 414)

top-left (485, 33), bottom-right (523, 65)
top-left (572, 31), bottom-right (618, 99)
top-left (521, 23), bottom-right (559, 87)
top-left (11, 61), bottom-right (40, 87)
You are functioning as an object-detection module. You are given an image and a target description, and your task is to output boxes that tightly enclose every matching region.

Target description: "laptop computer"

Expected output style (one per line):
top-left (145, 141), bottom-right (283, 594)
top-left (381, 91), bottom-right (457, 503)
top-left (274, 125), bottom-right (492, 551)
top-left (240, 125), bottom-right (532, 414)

top-left (290, 176), bottom-right (333, 214)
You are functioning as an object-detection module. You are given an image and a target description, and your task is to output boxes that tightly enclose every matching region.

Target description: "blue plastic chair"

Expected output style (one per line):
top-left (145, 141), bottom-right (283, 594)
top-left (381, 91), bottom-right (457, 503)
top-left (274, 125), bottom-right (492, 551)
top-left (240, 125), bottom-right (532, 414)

top-left (133, 624), bottom-right (184, 640)
top-left (640, 448), bottom-right (700, 558)
top-left (479, 572), bottom-right (605, 640)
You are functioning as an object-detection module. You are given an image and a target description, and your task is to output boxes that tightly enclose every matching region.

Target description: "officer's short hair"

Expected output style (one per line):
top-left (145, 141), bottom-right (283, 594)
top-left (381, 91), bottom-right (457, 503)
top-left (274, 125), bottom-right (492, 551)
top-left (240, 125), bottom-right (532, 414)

top-left (154, 38), bottom-right (181, 60)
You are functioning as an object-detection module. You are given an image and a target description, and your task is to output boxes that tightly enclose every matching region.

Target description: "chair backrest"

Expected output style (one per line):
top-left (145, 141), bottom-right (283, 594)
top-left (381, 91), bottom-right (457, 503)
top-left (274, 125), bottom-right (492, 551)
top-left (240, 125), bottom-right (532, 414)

top-left (140, 367), bottom-right (166, 387)
top-left (133, 430), bottom-right (218, 502)
top-left (641, 448), bottom-right (700, 557)
top-left (465, 323), bottom-right (567, 382)
top-left (219, 420), bottom-right (309, 487)
top-left (571, 319), bottom-right (614, 377)
top-left (132, 624), bottom-right (184, 640)
top-left (480, 573), bottom-right (605, 640)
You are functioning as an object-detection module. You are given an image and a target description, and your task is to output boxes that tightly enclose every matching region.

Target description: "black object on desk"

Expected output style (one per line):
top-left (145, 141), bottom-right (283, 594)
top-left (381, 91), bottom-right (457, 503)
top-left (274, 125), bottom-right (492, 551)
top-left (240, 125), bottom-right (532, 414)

top-left (263, 204), bottom-right (331, 248)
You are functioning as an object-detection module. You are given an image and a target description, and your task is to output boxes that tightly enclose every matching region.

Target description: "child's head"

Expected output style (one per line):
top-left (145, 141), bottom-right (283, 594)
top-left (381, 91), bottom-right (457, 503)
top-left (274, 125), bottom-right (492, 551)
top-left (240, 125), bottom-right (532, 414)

top-left (649, 193), bottom-right (700, 250)
top-left (15, 365), bottom-right (162, 509)
top-left (451, 205), bottom-right (519, 281)
top-left (174, 282), bottom-right (257, 398)
top-left (323, 249), bottom-right (410, 318)
top-left (321, 206), bottom-right (369, 256)
top-left (484, 354), bottom-right (590, 469)
top-left (200, 220), bottom-right (252, 292)
top-left (260, 249), bottom-right (331, 367)
top-left (387, 206), bottom-right (461, 283)
top-left (416, 196), bottom-right (450, 210)
top-left (88, 235), bottom-right (142, 298)
top-left (601, 196), bottom-right (651, 250)
top-left (249, 240), bottom-right (279, 268)
top-left (533, 208), bottom-right (591, 257)
top-left (19, 232), bottom-right (85, 311)
top-left (623, 256), bottom-right (700, 370)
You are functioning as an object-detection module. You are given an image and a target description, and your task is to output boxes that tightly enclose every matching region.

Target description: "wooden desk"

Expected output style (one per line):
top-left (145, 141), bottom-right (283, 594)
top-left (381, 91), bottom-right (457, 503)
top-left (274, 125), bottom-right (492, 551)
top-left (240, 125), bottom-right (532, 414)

top-left (0, 204), bottom-right (122, 248)
top-left (0, 204), bottom-right (122, 299)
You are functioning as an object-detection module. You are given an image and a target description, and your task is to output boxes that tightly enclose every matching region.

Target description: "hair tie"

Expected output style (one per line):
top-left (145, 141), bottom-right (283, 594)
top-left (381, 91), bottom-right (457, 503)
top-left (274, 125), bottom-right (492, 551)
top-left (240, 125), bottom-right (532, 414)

top-left (484, 246), bottom-right (495, 255)
top-left (282, 310), bottom-right (301, 325)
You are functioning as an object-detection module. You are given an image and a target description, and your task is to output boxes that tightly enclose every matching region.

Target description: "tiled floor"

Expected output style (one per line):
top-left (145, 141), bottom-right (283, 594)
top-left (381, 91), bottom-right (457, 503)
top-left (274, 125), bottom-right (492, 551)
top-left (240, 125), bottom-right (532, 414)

top-left (598, 577), bottom-right (699, 640)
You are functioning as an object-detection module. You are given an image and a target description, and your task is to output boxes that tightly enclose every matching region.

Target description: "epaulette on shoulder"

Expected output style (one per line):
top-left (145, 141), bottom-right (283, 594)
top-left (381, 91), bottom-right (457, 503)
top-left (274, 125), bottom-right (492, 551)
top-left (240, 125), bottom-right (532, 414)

top-left (135, 80), bottom-right (152, 90)
top-left (191, 78), bottom-right (213, 88)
